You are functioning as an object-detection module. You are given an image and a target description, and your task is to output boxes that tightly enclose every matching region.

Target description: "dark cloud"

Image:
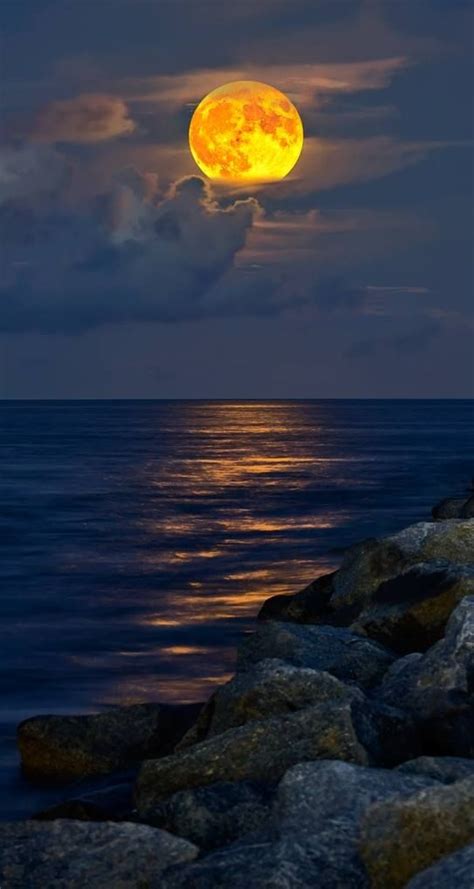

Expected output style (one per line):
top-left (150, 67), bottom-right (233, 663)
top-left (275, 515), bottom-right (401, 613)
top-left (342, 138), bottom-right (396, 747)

top-left (32, 93), bottom-right (136, 143)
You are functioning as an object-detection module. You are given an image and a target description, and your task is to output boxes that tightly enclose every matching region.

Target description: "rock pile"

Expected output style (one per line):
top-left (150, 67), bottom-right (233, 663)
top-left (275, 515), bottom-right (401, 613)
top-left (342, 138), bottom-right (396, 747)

top-left (1, 495), bottom-right (473, 887)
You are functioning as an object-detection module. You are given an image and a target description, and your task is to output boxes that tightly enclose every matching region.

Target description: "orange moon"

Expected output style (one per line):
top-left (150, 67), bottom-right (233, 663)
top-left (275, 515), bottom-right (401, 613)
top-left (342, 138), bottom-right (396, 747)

top-left (188, 80), bottom-right (304, 183)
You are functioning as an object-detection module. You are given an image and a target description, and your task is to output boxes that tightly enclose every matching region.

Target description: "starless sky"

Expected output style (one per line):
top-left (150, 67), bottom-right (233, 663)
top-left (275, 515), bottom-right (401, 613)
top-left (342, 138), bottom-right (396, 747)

top-left (0, 0), bottom-right (473, 398)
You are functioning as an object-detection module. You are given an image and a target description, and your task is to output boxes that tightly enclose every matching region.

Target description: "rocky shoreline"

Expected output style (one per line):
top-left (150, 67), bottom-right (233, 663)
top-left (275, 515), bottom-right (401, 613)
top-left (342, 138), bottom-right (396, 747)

top-left (1, 485), bottom-right (474, 887)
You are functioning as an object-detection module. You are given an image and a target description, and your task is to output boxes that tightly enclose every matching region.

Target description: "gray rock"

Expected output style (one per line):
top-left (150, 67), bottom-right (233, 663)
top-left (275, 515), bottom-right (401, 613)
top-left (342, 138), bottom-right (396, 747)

top-left (376, 596), bottom-right (474, 756)
top-left (257, 571), bottom-right (337, 624)
top-left (17, 702), bottom-right (202, 784)
top-left (136, 700), bottom-right (377, 818)
top-left (329, 519), bottom-right (474, 620)
top-left (161, 760), bottom-right (435, 889)
top-left (353, 561), bottom-right (474, 654)
top-left (236, 622), bottom-right (395, 689)
top-left (432, 498), bottom-right (468, 520)
top-left (359, 776), bottom-right (474, 889)
top-left (397, 756), bottom-right (474, 784)
top-left (143, 781), bottom-right (274, 850)
top-left (178, 659), bottom-right (361, 749)
top-left (406, 844), bottom-right (474, 888)
top-left (0, 819), bottom-right (198, 888)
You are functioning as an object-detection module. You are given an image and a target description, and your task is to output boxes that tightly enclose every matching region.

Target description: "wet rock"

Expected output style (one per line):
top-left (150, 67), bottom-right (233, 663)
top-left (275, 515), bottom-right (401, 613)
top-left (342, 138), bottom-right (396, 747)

top-left (397, 756), bottom-right (474, 784)
top-left (432, 498), bottom-right (468, 520)
top-left (136, 699), bottom-right (377, 817)
top-left (236, 621), bottom-right (395, 689)
top-left (18, 701), bottom-right (203, 784)
top-left (33, 780), bottom-right (134, 822)
top-left (178, 658), bottom-right (361, 749)
top-left (0, 819), bottom-right (198, 888)
top-left (406, 844), bottom-right (474, 888)
top-left (360, 776), bottom-right (474, 889)
top-left (353, 561), bottom-right (474, 654)
top-left (161, 760), bottom-right (435, 889)
top-left (329, 519), bottom-right (474, 621)
top-left (376, 597), bottom-right (474, 756)
top-left (143, 780), bottom-right (274, 850)
top-left (257, 571), bottom-right (337, 624)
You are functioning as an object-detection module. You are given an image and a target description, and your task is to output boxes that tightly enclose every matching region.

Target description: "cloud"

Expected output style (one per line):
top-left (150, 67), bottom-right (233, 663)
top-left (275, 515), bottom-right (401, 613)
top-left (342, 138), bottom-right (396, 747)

top-left (0, 148), bottom-right (264, 332)
top-left (0, 144), bottom-right (71, 203)
top-left (32, 93), bottom-right (136, 143)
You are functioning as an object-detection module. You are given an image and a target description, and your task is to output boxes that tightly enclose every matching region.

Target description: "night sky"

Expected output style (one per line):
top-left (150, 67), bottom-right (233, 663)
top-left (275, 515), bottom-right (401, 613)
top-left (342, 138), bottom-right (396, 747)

top-left (1, 0), bottom-right (472, 398)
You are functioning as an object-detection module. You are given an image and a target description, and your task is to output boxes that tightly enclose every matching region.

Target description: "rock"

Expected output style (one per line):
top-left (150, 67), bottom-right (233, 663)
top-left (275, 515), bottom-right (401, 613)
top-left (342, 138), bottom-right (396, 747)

top-left (143, 780), bottom-right (274, 850)
top-left (236, 622), bottom-right (395, 689)
top-left (178, 659), bottom-right (361, 749)
top-left (376, 597), bottom-right (474, 756)
top-left (161, 760), bottom-right (435, 889)
top-left (461, 496), bottom-right (474, 519)
top-left (0, 819), bottom-right (198, 888)
top-left (136, 699), bottom-right (379, 818)
top-left (406, 844), bottom-right (474, 888)
top-left (353, 561), bottom-right (474, 654)
top-left (397, 756), bottom-right (474, 784)
top-left (360, 776), bottom-right (474, 889)
top-left (329, 519), bottom-right (474, 621)
top-left (257, 571), bottom-right (337, 624)
top-left (18, 702), bottom-right (203, 784)
top-left (33, 780), bottom-right (134, 822)
top-left (432, 498), bottom-right (468, 520)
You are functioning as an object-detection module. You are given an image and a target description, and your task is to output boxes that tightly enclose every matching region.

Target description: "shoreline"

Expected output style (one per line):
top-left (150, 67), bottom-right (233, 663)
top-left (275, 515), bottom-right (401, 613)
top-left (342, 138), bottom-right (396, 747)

top-left (1, 484), bottom-right (473, 886)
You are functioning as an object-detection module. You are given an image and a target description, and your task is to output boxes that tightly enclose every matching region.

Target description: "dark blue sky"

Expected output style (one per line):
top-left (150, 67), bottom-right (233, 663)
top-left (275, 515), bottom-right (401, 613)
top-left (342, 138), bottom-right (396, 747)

top-left (1, 0), bottom-right (472, 397)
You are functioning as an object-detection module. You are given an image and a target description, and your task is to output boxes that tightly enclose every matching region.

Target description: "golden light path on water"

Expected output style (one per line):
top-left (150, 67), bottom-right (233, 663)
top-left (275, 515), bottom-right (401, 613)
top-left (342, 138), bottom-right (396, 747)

top-left (87, 402), bottom-right (360, 705)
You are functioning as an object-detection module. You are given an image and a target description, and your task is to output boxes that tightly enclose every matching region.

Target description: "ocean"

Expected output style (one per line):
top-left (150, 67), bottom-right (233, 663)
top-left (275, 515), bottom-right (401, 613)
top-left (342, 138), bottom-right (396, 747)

top-left (1, 399), bottom-right (473, 817)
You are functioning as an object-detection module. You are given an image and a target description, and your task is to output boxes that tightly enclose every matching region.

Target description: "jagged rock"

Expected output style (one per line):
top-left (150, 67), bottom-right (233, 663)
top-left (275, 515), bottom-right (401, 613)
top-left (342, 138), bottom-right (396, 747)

top-left (257, 571), bottom-right (336, 623)
top-left (0, 819), bottom-right (198, 888)
top-left (329, 519), bottom-right (474, 621)
top-left (236, 622), bottom-right (395, 689)
top-left (432, 498), bottom-right (468, 520)
top-left (406, 844), bottom-right (474, 888)
top-left (397, 756), bottom-right (474, 784)
top-left (353, 561), bottom-right (474, 654)
top-left (376, 597), bottom-right (474, 756)
top-left (178, 659), bottom-right (362, 749)
top-left (142, 780), bottom-right (274, 850)
top-left (136, 699), bottom-right (379, 818)
top-left (33, 780), bottom-right (134, 822)
top-left (18, 702), bottom-right (202, 784)
top-left (360, 777), bottom-right (474, 889)
top-left (461, 496), bottom-right (474, 519)
top-left (161, 760), bottom-right (435, 889)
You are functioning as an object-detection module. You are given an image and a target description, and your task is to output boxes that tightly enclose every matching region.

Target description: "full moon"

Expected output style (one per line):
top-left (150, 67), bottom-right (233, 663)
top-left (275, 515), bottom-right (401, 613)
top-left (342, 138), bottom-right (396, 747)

top-left (188, 80), bottom-right (304, 183)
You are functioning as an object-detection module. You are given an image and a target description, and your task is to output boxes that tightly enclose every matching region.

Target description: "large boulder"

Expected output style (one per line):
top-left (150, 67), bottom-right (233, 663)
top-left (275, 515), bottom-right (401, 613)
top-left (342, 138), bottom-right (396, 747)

top-left (406, 844), bottom-right (474, 889)
top-left (376, 596), bottom-right (474, 756)
top-left (18, 702), bottom-right (202, 783)
top-left (236, 622), bottom-right (395, 689)
top-left (161, 760), bottom-right (435, 889)
top-left (329, 519), bottom-right (474, 621)
top-left (359, 776), bottom-right (474, 889)
top-left (257, 571), bottom-right (337, 623)
top-left (461, 496), bottom-right (474, 518)
top-left (143, 780), bottom-right (274, 850)
top-left (33, 780), bottom-right (134, 822)
top-left (0, 819), bottom-right (198, 888)
top-left (178, 659), bottom-right (361, 749)
top-left (136, 699), bottom-right (380, 818)
top-left (353, 561), bottom-right (474, 654)
top-left (397, 756), bottom-right (474, 784)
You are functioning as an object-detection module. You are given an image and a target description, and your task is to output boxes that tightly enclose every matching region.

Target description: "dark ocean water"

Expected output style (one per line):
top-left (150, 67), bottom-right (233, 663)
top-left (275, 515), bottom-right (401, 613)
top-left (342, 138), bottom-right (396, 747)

top-left (1, 399), bottom-right (473, 818)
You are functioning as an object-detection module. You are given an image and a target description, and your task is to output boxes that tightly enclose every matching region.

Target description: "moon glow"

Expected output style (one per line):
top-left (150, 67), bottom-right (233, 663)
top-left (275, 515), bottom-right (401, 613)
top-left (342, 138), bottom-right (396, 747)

top-left (188, 80), bottom-right (304, 183)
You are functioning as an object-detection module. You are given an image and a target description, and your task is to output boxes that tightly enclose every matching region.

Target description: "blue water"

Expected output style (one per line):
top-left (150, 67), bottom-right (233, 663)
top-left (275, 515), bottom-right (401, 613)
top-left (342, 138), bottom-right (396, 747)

top-left (1, 399), bottom-right (473, 817)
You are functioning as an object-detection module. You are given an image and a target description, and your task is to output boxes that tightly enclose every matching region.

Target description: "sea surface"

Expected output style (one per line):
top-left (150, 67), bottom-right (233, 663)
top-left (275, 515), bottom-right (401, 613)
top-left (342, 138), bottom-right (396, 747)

top-left (1, 399), bottom-right (473, 818)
